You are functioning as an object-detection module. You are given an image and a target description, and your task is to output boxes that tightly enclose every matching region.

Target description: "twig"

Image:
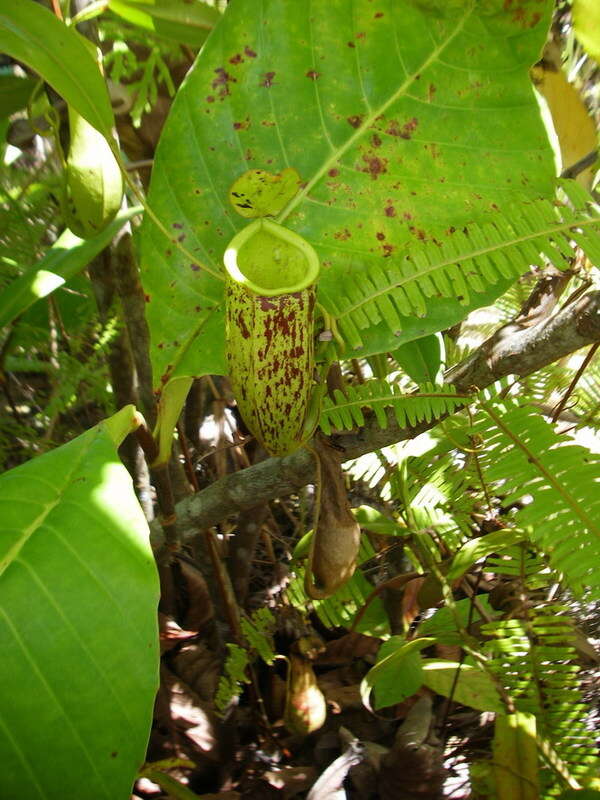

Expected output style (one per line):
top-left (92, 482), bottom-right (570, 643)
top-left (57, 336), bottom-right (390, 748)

top-left (560, 149), bottom-right (598, 180)
top-left (551, 341), bottom-right (599, 423)
top-left (113, 231), bottom-right (157, 428)
top-left (176, 422), bottom-right (199, 492)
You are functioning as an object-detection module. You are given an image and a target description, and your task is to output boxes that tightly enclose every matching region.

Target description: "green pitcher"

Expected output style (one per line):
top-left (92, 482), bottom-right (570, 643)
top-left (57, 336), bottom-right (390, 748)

top-left (224, 218), bottom-right (320, 456)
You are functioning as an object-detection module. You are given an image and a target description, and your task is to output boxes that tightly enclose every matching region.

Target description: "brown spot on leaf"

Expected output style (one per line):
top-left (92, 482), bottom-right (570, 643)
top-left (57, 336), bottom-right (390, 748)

top-left (190, 263), bottom-right (201, 271)
top-left (504, 0), bottom-right (542, 28)
top-left (172, 222), bottom-right (183, 229)
top-left (403, 211), bottom-right (412, 221)
top-left (374, 11), bottom-right (384, 17)
top-left (428, 83), bottom-right (437, 102)
top-left (244, 46), bottom-right (257, 58)
top-left (395, 117), bottom-right (419, 139)
top-left (328, 168), bottom-right (339, 177)
top-left (384, 205), bottom-right (396, 217)
top-left (260, 71), bottom-right (276, 88)
top-left (376, 231), bottom-right (385, 241)
top-left (334, 228), bottom-right (352, 241)
top-left (233, 116), bottom-right (251, 131)
top-left (382, 244), bottom-right (394, 257)
top-left (360, 153), bottom-right (388, 180)
top-left (211, 67), bottom-right (236, 98)
top-left (144, 294), bottom-right (151, 303)
top-left (347, 114), bottom-right (363, 128)
top-left (409, 226), bottom-right (426, 240)
top-left (229, 53), bottom-right (243, 65)
top-left (306, 70), bottom-right (320, 80)
top-left (385, 119), bottom-right (401, 137)
top-left (347, 41), bottom-right (355, 48)
top-left (371, 133), bottom-right (382, 148)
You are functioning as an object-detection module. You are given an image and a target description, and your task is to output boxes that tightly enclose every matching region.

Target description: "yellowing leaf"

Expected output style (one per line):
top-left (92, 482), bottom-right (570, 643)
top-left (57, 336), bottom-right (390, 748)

top-left (493, 712), bottom-right (539, 800)
top-left (531, 61), bottom-right (597, 187)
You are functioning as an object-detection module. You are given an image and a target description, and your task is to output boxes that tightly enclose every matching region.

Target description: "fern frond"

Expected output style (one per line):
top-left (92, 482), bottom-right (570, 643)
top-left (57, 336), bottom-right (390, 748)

top-left (320, 182), bottom-right (600, 349)
top-left (475, 398), bottom-right (600, 599)
top-left (240, 608), bottom-right (276, 665)
top-left (483, 604), bottom-right (597, 793)
top-left (319, 380), bottom-right (466, 434)
top-left (214, 643), bottom-right (250, 715)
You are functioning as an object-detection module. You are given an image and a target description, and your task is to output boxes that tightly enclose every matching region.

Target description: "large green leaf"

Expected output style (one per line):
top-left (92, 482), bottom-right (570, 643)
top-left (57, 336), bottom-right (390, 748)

top-left (140, 0), bottom-right (554, 388)
top-left (0, 406), bottom-right (159, 800)
top-left (0, 206), bottom-right (142, 329)
top-left (0, 1), bottom-right (114, 139)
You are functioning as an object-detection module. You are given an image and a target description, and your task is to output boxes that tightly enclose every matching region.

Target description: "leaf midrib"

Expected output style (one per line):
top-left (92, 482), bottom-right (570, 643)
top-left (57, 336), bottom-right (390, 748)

top-left (276, 2), bottom-right (475, 225)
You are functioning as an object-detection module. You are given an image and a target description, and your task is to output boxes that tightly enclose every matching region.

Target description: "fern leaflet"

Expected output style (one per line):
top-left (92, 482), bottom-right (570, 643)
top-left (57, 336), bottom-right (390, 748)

top-left (214, 643), bottom-right (250, 715)
top-left (320, 380), bottom-right (466, 434)
top-left (240, 608), bottom-right (276, 665)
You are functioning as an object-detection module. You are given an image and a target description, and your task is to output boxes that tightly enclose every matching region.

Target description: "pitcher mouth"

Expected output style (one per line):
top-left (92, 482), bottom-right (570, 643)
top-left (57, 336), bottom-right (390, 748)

top-left (224, 218), bottom-right (320, 296)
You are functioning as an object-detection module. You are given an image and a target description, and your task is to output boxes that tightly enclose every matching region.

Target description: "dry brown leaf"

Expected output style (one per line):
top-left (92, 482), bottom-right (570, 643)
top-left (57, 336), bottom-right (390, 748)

top-left (318, 683), bottom-right (363, 712)
top-left (175, 557), bottom-right (215, 631)
top-left (159, 613), bottom-right (199, 654)
top-left (263, 765), bottom-right (318, 798)
top-left (170, 642), bottom-right (222, 703)
top-left (168, 679), bottom-right (218, 755)
top-left (318, 633), bottom-right (381, 666)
